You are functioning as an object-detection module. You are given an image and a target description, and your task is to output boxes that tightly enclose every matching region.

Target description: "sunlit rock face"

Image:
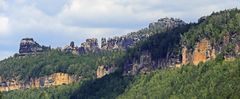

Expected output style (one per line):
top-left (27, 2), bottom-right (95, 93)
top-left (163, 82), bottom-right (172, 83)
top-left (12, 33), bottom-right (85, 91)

top-left (0, 73), bottom-right (77, 92)
top-left (192, 38), bottom-right (211, 65)
top-left (182, 38), bottom-right (216, 65)
top-left (181, 46), bottom-right (189, 65)
top-left (19, 38), bottom-right (50, 55)
top-left (96, 65), bottom-right (115, 78)
top-left (96, 65), bottom-right (107, 78)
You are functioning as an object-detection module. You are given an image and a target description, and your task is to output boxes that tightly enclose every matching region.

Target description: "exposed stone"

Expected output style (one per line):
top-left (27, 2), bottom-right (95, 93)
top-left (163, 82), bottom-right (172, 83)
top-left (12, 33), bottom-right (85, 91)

top-left (0, 73), bottom-right (77, 92)
top-left (192, 38), bottom-right (210, 65)
top-left (81, 38), bottom-right (100, 53)
top-left (235, 42), bottom-right (240, 55)
top-left (139, 51), bottom-right (153, 74)
top-left (182, 38), bottom-right (216, 65)
top-left (101, 18), bottom-right (186, 51)
top-left (96, 65), bottom-right (106, 78)
top-left (19, 38), bottom-right (50, 55)
top-left (96, 65), bottom-right (112, 78)
top-left (96, 65), bottom-right (114, 78)
top-left (182, 46), bottom-right (189, 65)
top-left (63, 41), bottom-right (79, 55)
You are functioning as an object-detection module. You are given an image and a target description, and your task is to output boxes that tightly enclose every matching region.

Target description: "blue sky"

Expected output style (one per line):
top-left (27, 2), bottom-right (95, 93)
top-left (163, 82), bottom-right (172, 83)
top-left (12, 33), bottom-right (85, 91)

top-left (0, 0), bottom-right (239, 60)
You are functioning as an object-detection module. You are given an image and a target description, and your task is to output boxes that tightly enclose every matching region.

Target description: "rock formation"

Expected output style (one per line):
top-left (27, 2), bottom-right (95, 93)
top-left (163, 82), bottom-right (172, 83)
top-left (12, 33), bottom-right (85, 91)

top-left (101, 18), bottom-right (186, 51)
top-left (63, 41), bottom-right (79, 55)
top-left (192, 38), bottom-right (213, 65)
top-left (182, 38), bottom-right (216, 65)
top-left (0, 73), bottom-right (77, 92)
top-left (96, 65), bottom-right (115, 78)
top-left (63, 38), bottom-right (100, 55)
top-left (123, 51), bottom-right (181, 75)
top-left (19, 38), bottom-right (50, 55)
top-left (81, 38), bottom-right (99, 53)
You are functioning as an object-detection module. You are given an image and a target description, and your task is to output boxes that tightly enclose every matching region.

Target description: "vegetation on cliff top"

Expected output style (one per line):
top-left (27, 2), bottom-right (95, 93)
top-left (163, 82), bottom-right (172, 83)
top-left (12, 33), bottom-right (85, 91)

top-left (0, 50), bottom-right (125, 81)
top-left (1, 9), bottom-right (240, 99)
top-left (2, 58), bottom-right (239, 99)
top-left (182, 8), bottom-right (240, 49)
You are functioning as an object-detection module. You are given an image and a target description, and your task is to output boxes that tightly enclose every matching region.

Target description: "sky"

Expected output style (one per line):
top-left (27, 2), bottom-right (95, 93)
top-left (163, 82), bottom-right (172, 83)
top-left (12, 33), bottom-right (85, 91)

top-left (0, 0), bottom-right (239, 60)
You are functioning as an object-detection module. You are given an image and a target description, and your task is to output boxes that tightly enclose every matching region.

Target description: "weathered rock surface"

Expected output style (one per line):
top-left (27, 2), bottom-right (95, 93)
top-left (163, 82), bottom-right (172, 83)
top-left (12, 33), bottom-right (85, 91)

top-left (96, 65), bottom-right (115, 78)
top-left (63, 41), bottom-right (79, 55)
top-left (0, 73), bottom-right (78, 92)
top-left (182, 38), bottom-right (216, 65)
top-left (124, 51), bottom-right (181, 75)
top-left (19, 38), bottom-right (50, 55)
top-left (81, 38), bottom-right (99, 53)
top-left (63, 38), bottom-right (100, 54)
top-left (101, 18), bottom-right (186, 51)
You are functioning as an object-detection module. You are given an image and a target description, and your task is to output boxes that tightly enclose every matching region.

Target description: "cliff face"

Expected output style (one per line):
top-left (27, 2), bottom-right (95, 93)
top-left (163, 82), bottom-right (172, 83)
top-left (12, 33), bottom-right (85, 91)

top-left (182, 38), bottom-right (216, 65)
top-left (182, 32), bottom-right (240, 65)
top-left (192, 39), bottom-right (216, 65)
top-left (19, 38), bottom-right (50, 55)
top-left (0, 73), bottom-right (77, 92)
top-left (122, 18), bottom-right (187, 75)
top-left (96, 65), bottom-right (115, 78)
top-left (123, 51), bottom-right (180, 75)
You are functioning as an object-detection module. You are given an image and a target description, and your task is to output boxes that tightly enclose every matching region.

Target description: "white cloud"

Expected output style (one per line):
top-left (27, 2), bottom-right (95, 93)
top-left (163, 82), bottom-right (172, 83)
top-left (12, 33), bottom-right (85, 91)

top-left (0, 16), bottom-right (9, 35)
top-left (0, 0), bottom-right (240, 60)
top-left (0, 0), bottom-right (7, 11)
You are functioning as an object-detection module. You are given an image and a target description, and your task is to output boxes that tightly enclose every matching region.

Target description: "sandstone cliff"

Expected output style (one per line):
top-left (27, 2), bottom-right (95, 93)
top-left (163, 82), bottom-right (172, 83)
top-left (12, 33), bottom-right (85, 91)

top-left (96, 65), bottom-right (115, 78)
top-left (0, 73), bottom-right (77, 92)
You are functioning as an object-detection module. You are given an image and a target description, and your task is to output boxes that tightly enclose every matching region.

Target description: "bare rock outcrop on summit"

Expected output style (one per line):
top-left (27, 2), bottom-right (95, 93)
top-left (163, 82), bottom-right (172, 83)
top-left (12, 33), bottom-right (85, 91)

top-left (19, 38), bottom-right (50, 55)
top-left (101, 18), bottom-right (186, 51)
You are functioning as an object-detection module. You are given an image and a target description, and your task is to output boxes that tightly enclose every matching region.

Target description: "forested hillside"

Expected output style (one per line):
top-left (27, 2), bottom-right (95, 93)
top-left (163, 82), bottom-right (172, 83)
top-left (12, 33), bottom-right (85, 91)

top-left (0, 50), bottom-right (125, 81)
top-left (0, 9), bottom-right (240, 99)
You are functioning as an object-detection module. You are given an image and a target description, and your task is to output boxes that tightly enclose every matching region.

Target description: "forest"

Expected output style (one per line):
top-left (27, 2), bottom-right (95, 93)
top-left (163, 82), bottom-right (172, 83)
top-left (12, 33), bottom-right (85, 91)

top-left (0, 9), bottom-right (240, 99)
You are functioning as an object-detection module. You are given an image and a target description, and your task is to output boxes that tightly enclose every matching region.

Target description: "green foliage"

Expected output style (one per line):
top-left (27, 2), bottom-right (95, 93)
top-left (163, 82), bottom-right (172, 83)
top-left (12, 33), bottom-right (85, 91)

top-left (0, 91), bottom-right (2, 99)
top-left (0, 50), bottom-right (125, 81)
top-left (3, 59), bottom-right (240, 99)
top-left (70, 71), bottom-right (133, 99)
top-left (215, 53), bottom-right (224, 62)
top-left (126, 24), bottom-right (191, 62)
top-left (182, 8), bottom-right (240, 49)
top-left (118, 59), bottom-right (240, 99)
top-left (1, 9), bottom-right (240, 99)
top-left (2, 82), bottom-right (82, 99)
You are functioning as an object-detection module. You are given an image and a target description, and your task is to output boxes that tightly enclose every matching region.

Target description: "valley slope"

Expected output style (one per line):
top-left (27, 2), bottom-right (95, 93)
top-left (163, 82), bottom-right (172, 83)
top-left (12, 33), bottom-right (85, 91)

top-left (0, 9), bottom-right (240, 99)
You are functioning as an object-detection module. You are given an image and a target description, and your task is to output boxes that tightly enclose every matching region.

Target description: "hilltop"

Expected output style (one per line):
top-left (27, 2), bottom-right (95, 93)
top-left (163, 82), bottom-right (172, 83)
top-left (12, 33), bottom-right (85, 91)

top-left (0, 8), bottom-right (240, 99)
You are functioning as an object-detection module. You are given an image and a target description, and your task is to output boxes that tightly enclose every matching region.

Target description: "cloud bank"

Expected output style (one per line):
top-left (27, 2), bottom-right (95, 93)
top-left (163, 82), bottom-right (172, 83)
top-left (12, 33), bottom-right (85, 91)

top-left (0, 0), bottom-right (239, 60)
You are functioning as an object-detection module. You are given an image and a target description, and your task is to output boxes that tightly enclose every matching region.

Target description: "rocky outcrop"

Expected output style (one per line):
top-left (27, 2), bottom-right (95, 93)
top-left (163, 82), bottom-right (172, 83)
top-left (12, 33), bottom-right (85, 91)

top-left (0, 73), bottom-right (78, 92)
top-left (96, 65), bottom-right (108, 78)
top-left (123, 51), bottom-right (181, 75)
top-left (101, 18), bottom-right (186, 51)
top-left (63, 38), bottom-right (100, 55)
top-left (63, 41), bottom-right (79, 55)
top-left (182, 38), bottom-right (216, 65)
top-left (181, 46), bottom-right (189, 65)
top-left (81, 38), bottom-right (99, 53)
top-left (192, 38), bottom-right (215, 65)
top-left (96, 65), bottom-right (115, 78)
top-left (19, 38), bottom-right (50, 55)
